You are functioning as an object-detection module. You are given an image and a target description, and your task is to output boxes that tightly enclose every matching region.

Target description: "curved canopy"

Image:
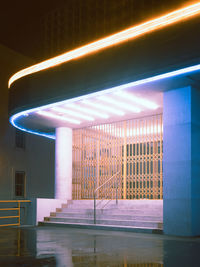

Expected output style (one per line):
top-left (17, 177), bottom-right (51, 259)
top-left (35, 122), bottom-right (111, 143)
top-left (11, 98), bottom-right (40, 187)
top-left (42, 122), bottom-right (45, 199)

top-left (8, 2), bottom-right (200, 138)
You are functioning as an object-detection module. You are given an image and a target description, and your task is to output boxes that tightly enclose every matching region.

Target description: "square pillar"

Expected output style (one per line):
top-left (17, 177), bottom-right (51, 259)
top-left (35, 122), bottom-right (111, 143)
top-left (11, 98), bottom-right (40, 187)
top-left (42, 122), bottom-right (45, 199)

top-left (163, 86), bottom-right (200, 236)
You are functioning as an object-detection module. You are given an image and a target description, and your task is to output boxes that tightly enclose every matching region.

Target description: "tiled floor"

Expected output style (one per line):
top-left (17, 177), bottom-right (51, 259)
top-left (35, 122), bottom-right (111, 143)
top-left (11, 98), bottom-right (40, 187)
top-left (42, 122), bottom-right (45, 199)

top-left (0, 226), bottom-right (200, 266)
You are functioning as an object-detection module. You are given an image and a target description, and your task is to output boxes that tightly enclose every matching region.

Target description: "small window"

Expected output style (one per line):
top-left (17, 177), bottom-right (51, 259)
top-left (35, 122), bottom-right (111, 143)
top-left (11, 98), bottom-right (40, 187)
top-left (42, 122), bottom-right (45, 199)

top-left (15, 129), bottom-right (25, 149)
top-left (15, 172), bottom-right (25, 198)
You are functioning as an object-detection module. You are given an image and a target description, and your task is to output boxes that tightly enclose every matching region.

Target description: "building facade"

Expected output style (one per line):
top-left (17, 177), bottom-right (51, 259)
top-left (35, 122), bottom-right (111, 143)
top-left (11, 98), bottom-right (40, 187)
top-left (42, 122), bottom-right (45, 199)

top-left (8, 2), bottom-right (200, 236)
top-left (0, 44), bottom-right (55, 201)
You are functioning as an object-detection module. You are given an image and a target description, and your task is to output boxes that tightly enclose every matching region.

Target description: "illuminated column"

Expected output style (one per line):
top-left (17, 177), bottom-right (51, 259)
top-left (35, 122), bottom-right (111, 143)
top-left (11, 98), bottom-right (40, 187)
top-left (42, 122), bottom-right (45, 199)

top-left (55, 127), bottom-right (72, 200)
top-left (163, 86), bottom-right (200, 236)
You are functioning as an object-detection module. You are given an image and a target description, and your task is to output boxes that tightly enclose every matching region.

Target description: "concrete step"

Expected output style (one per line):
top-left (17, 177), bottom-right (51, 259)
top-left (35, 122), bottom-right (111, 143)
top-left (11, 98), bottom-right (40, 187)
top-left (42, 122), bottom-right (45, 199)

top-left (65, 201), bottom-right (163, 209)
top-left (65, 204), bottom-right (163, 211)
top-left (68, 199), bottom-right (162, 204)
top-left (51, 212), bottom-right (162, 221)
top-left (41, 200), bottom-right (163, 232)
top-left (67, 199), bottom-right (163, 205)
top-left (39, 221), bottom-right (163, 234)
top-left (44, 216), bottom-right (162, 228)
top-left (60, 208), bottom-right (162, 216)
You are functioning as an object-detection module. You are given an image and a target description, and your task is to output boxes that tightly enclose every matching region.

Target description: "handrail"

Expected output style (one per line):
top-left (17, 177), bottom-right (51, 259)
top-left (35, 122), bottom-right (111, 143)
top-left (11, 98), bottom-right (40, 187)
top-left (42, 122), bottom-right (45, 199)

top-left (94, 171), bottom-right (120, 194)
top-left (0, 200), bottom-right (31, 227)
top-left (0, 200), bottom-right (31, 203)
top-left (94, 171), bottom-right (120, 224)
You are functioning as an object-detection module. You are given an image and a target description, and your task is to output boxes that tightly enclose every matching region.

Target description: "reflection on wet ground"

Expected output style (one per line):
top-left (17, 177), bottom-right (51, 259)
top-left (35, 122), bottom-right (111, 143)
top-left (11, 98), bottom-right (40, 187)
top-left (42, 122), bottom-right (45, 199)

top-left (0, 226), bottom-right (200, 267)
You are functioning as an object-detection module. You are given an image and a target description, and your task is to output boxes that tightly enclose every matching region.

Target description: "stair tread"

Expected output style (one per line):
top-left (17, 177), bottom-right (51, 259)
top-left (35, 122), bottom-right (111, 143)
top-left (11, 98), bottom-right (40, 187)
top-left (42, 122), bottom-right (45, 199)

top-left (52, 211), bottom-right (162, 217)
top-left (40, 221), bottom-right (163, 232)
top-left (41, 220), bottom-right (160, 228)
top-left (61, 208), bottom-right (162, 212)
top-left (48, 216), bottom-right (162, 223)
top-left (43, 200), bottom-right (163, 232)
top-left (54, 215), bottom-right (162, 219)
top-left (56, 212), bottom-right (162, 217)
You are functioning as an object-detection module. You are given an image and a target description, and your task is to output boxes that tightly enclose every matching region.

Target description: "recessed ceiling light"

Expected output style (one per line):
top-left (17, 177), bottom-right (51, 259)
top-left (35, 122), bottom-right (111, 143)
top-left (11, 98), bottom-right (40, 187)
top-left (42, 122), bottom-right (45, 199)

top-left (66, 104), bottom-right (109, 119)
top-left (37, 110), bottom-right (81, 124)
top-left (52, 107), bottom-right (94, 121)
top-left (115, 91), bottom-right (159, 110)
top-left (98, 96), bottom-right (141, 113)
top-left (83, 100), bottom-right (125, 116)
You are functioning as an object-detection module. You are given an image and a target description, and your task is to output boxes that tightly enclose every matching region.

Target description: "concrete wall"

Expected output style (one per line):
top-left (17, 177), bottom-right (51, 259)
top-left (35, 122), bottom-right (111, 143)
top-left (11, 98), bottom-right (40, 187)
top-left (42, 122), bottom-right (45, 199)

top-left (0, 44), bottom-right (55, 203)
top-left (191, 87), bottom-right (200, 236)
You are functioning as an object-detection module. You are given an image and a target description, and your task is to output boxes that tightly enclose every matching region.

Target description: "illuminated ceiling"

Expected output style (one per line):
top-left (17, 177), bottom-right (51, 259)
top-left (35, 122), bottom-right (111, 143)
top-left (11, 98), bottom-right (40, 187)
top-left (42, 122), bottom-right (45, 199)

top-left (10, 62), bottom-right (200, 139)
top-left (21, 89), bottom-right (162, 129)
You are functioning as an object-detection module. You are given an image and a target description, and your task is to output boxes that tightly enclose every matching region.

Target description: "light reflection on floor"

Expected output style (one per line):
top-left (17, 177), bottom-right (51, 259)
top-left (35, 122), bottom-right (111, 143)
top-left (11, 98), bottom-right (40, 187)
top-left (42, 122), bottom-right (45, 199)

top-left (0, 226), bottom-right (200, 266)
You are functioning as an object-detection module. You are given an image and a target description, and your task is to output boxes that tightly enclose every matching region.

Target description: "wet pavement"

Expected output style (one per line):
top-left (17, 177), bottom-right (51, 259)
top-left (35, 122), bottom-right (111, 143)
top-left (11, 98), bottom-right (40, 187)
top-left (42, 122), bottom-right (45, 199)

top-left (0, 226), bottom-right (200, 267)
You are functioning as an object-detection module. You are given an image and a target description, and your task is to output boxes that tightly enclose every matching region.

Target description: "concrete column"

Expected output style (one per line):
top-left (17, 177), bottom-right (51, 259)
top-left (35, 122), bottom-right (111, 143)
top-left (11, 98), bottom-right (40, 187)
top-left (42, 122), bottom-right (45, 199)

top-left (55, 127), bottom-right (72, 200)
top-left (163, 86), bottom-right (200, 236)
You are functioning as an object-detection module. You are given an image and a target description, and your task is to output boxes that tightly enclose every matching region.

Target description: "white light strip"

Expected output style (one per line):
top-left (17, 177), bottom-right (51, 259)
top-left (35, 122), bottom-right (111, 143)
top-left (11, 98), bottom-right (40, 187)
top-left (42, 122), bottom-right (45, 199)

top-left (8, 2), bottom-right (200, 88)
top-left (52, 107), bottom-right (94, 121)
top-left (66, 104), bottom-right (109, 119)
top-left (98, 96), bottom-right (141, 112)
top-left (83, 100), bottom-right (125, 116)
top-left (115, 91), bottom-right (159, 109)
top-left (37, 110), bottom-right (81, 124)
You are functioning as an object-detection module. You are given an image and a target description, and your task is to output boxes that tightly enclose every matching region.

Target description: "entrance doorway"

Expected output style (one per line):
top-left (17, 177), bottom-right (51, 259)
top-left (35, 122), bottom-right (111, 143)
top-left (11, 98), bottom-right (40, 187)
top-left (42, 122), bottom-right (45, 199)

top-left (72, 114), bottom-right (163, 200)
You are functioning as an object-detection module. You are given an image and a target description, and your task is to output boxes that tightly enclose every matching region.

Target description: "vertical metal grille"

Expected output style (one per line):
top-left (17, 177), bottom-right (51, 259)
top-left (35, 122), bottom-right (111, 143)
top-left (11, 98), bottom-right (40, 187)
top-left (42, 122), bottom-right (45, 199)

top-left (72, 114), bottom-right (163, 199)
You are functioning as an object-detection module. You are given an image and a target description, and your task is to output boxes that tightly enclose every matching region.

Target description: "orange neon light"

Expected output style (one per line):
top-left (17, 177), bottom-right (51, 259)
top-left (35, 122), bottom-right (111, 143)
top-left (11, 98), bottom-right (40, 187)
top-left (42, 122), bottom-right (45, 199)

top-left (8, 2), bottom-right (200, 88)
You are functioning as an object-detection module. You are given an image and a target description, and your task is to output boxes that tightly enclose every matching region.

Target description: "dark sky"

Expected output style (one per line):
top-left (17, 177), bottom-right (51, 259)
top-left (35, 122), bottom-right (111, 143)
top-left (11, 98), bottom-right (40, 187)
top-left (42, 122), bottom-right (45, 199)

top-left (0, 1), bottom-right (64, 35)
top-left (0, 0), bottom-right (192, 60)
top-left (0, 0), bottom-right (66, 59)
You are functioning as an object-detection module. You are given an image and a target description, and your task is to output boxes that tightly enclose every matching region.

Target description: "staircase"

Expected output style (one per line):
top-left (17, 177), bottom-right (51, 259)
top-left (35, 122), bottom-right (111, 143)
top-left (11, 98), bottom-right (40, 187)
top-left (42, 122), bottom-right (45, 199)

top-left (39, 200), bottom-right (163, 234)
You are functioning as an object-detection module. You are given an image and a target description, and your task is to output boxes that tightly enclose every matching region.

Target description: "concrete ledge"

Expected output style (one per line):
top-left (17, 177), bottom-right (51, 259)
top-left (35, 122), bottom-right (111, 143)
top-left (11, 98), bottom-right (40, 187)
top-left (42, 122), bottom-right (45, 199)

top-left (38, 221), bottom-right (163, 235)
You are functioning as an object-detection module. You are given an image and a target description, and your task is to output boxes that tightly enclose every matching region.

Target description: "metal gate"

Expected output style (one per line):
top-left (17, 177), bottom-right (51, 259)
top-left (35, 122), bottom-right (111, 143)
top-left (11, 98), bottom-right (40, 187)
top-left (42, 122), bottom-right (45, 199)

top-left (72, 114), bottom-right (163, 199)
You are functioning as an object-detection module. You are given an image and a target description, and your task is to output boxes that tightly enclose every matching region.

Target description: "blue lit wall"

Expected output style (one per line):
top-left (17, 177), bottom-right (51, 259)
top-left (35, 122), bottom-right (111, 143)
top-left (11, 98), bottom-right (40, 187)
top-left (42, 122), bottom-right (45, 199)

top-left (163, 86), bottom-right (200, 236)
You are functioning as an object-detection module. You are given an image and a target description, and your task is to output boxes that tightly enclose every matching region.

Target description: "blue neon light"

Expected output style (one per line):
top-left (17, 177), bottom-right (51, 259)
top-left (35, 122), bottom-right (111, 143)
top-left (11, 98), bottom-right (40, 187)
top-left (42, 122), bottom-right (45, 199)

top-left (9, 63), bottom-right (200, 139)
top-left (10, 112), bottom-right (55, 139)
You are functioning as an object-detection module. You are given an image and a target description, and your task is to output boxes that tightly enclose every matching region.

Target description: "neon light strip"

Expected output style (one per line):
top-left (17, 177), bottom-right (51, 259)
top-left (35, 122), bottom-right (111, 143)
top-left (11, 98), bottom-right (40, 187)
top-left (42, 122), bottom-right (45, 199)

top-left (37, 110), bottom-right (81, 124)
top-left (10, 112), bottom-right (55, 139)
top-left (8, 2), bottom-right (200, 88)
top-left (9, 63), bottom-right (200, 139)
top-left (66, 104), bottom-right (109, 119)
top-left (52, 107), bottom-right (94, 121)
top-left (114, 92), bottom-right (159, 109)
top-left (98, 96), bottom-right (141, 112)
top-left (82, 100), bottom-right (125, 116)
